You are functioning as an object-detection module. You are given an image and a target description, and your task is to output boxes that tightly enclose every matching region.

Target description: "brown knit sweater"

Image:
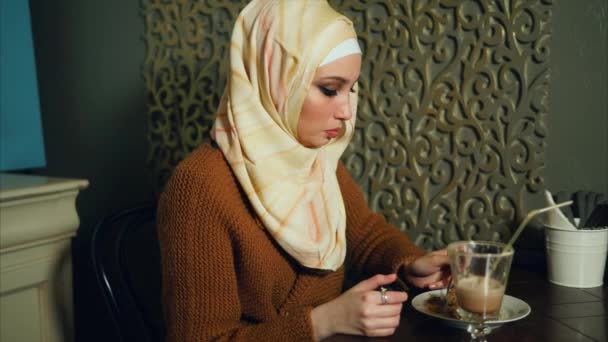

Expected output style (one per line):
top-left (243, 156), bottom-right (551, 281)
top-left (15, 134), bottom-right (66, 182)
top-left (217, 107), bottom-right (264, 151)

top-left (158, 144), bottom-right (425, 341)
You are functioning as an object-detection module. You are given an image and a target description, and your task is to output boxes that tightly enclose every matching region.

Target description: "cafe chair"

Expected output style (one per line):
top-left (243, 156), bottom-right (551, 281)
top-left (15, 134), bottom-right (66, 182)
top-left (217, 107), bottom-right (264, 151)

top-left (91, 203), bottom-right (165, 342)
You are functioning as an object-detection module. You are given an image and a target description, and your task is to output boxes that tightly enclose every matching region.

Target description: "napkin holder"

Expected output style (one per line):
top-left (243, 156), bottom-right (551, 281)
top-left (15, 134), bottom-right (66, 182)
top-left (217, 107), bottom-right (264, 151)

top-left (542, 191), bottom-right (608, 288)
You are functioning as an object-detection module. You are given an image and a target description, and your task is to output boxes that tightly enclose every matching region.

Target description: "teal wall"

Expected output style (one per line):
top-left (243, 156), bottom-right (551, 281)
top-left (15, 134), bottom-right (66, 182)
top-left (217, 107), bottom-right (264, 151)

top-left (0, 0), bottom-right (45, 170)
top-left (547, 0), bottom-right (608, 195)
top-left (26, 0), bottom-right (607, 340)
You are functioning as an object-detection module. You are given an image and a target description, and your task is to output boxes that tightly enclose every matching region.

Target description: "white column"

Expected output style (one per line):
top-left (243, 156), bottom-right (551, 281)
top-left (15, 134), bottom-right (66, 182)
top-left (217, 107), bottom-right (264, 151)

top-left (0, 173), bottom-right (88, 342)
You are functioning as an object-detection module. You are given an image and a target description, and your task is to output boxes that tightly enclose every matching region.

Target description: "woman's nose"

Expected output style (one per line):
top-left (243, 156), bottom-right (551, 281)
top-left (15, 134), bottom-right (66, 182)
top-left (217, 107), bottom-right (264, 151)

top-left (335, 96), bottom-right (353, 120)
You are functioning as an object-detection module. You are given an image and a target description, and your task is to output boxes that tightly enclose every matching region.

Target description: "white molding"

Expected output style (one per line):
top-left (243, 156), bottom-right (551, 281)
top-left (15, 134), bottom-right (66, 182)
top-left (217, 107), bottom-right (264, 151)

top-left (0, 173), bottom-right (88, 342)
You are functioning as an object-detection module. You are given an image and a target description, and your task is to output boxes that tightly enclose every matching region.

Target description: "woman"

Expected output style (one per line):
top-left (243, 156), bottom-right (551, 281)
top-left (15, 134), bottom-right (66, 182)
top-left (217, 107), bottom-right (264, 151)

top-left (158, 1), bottom-right (450, 340)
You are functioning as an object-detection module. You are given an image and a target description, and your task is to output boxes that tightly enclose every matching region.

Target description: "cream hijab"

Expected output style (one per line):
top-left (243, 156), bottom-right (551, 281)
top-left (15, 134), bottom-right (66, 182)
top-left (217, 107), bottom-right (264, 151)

top-left (211, 0), bottom-right (359, 271)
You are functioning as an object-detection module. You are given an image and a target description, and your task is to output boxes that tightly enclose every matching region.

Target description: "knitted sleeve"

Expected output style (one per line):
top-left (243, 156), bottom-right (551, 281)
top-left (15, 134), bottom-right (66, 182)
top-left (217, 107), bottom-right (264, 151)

top-left (337, 163), bottom-right (426, 289)
top-left (157, 162), bottom-right (316, 341)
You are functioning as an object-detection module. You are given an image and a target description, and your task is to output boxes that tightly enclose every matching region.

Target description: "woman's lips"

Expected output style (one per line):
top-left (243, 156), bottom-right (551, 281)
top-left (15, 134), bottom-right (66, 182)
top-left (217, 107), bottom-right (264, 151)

top-left (325, 128), bottom-right (341, 138)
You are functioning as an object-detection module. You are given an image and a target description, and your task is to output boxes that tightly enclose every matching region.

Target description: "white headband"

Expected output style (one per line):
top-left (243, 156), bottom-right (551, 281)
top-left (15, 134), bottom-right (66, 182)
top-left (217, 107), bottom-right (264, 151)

top-left (319, 38), bottom-right (362, 67)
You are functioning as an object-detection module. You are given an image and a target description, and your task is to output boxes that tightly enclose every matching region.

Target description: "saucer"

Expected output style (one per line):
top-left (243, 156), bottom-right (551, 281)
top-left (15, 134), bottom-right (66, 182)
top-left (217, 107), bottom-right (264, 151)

top-left (411, 289), bottom-right (531, 330)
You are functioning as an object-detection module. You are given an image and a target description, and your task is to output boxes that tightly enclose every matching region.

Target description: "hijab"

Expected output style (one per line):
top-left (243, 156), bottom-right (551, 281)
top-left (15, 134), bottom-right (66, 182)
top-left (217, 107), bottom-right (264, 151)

top-left (211, 0), bottom-right (360, 271)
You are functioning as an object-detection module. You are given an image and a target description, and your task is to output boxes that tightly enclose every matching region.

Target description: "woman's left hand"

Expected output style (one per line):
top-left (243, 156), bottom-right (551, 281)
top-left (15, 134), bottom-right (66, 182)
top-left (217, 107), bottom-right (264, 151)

top-left (402, 249), bottom-right (451, 290)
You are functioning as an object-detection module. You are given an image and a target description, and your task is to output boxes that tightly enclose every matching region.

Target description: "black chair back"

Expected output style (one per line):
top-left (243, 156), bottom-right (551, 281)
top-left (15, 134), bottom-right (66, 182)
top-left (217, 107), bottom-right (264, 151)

top-left (91, 203), bottom-right (165, 342)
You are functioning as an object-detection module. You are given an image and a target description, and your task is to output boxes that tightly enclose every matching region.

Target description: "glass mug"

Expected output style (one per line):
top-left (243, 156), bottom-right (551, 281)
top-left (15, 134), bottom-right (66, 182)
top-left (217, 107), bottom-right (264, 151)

top-left (447, 240), bottom-right (514, 339)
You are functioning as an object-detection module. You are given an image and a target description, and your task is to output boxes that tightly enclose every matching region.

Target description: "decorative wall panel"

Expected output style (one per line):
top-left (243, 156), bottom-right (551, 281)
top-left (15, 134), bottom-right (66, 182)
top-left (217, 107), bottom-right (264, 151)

top-left (143, 0), bottom-right (551, 249)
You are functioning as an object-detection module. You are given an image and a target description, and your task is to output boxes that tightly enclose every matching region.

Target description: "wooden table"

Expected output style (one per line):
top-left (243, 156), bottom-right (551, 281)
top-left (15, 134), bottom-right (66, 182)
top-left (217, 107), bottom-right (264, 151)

top-left (328, 254), bottom-right (607, 342)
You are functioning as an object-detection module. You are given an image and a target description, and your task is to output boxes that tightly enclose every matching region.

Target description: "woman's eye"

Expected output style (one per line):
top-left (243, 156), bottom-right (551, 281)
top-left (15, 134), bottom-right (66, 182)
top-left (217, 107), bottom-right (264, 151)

top-left (319, 86), bottom-right (338, 97)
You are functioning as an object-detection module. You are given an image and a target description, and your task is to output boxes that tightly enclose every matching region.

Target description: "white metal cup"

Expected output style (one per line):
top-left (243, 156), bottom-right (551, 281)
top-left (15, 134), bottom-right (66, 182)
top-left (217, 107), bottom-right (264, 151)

top-left (544, 225), bottom-right (608, 288)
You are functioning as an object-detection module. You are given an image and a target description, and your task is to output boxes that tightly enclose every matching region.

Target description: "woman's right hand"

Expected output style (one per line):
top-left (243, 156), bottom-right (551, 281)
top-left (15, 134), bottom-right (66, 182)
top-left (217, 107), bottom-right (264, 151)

top-left (310, 273), bottom-right (407, 340)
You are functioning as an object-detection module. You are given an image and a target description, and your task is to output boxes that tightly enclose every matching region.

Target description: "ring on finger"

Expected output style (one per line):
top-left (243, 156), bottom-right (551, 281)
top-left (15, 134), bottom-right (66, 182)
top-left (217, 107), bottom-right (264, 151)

top-left (380, 286), bottom-right (388, 305)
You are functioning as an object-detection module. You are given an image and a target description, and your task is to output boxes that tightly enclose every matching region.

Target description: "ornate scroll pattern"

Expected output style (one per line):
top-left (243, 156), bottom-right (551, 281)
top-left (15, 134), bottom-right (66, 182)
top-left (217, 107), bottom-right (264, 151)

top-left (332, 0), bottom-right (551, 249)
top-left (143, 0), bottom-right (243, 187)
top-left (143, 0), bottom-right (551, 250)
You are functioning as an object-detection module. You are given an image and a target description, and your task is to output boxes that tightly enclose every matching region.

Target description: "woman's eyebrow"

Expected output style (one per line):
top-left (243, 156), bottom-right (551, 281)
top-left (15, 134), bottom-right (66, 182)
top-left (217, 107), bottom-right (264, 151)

top-left (319, 76), bottom-right (348, 83)
top-left (319, 76), bottom-right (359, 83)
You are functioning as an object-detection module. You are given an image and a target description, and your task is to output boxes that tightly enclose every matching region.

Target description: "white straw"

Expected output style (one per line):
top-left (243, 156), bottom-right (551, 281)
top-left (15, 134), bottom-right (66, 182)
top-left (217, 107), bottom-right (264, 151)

top-left (506, 200), bottom-right (574, 250)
